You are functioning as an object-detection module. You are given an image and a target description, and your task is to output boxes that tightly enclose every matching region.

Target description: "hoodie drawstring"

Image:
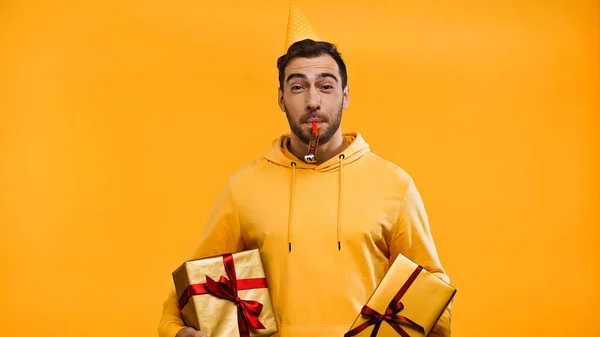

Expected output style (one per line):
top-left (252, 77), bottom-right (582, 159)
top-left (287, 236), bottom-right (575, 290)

top-left (288, 162), bottom-right (297, 252)
top-left (337, 154), bottom-right (345, 250)
top-left (287, 154), bottom-right (345, 253)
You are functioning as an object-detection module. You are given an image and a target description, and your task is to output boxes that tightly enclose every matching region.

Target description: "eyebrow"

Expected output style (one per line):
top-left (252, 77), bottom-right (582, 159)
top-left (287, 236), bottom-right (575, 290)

top-left (286, 72), bottom-right (339, 83)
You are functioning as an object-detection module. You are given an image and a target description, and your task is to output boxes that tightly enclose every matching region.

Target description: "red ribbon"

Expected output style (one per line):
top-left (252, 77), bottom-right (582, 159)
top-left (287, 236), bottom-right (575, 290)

top-left (344, 265), bottom-right (426, 337)
top-left (177, 253), bottom-right (268, 337)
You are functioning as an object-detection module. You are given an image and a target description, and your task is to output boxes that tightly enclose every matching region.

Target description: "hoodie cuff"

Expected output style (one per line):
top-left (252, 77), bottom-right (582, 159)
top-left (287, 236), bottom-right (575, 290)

top-left (159, 322), bottom-right (186, 337)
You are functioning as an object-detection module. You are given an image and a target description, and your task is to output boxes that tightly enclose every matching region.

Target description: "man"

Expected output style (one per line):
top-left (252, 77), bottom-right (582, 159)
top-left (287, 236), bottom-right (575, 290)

top-left (158, 39), bottom-right (453, 337)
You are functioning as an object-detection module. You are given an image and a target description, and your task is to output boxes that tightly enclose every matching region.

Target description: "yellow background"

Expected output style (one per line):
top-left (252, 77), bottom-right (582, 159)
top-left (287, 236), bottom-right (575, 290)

top-left (1, 1), bottom-right (598, 336)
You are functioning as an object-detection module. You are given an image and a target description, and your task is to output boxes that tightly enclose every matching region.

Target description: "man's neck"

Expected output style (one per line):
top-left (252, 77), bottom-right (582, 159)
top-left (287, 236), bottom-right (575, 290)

top-left (288, 131), bottom-right (349, 165)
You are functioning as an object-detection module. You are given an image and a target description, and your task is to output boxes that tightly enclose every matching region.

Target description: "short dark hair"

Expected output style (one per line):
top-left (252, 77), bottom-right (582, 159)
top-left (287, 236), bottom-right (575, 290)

top-left (277, 39), bottom-right (348, 90)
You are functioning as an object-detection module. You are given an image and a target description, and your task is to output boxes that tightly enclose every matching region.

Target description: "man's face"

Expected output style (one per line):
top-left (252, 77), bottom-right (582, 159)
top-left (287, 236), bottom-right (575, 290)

top-left (278, 54), bottom-right (350, 145)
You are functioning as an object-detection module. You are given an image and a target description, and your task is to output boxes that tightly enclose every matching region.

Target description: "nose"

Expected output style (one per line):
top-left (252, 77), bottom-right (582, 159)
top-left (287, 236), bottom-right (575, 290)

top-left (306, 85), bottom-right (321, 111)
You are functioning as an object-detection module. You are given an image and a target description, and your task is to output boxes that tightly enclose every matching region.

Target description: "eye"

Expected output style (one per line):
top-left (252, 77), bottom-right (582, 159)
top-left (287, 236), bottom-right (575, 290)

top-left (291, 85), bottom-right (303, 91)
top-left (323, 85), bottom-right (334, 90)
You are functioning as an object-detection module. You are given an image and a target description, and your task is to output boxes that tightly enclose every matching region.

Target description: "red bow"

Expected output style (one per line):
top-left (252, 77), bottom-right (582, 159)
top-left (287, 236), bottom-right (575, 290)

top-left (345, 266), bottom-right (425, 337)
top-left (178, 253), bottom-right (268, 337)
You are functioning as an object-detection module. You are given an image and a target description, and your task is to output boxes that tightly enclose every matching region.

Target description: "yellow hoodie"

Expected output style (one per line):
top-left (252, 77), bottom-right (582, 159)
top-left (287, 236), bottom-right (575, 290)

top-left (158, 132), bottom-right (453, 337)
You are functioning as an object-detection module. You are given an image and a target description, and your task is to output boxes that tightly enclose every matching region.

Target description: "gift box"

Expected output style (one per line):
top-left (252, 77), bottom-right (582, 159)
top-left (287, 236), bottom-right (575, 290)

top-left (345, 254), bottom-right (456, 337)
top-left (172, 249), bottom-right (278, 337)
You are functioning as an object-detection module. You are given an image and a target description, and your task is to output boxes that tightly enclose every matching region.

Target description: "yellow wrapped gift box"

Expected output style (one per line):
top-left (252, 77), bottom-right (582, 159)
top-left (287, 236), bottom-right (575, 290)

top-left (345, 254), bottom-right (456, 337)
top-left (172, 249), bottom-right (278, 337)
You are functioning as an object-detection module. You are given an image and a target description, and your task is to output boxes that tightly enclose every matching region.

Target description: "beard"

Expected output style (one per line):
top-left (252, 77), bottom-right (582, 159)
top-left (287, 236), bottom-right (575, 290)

top-left (284, 101), bottom-right (343, 145)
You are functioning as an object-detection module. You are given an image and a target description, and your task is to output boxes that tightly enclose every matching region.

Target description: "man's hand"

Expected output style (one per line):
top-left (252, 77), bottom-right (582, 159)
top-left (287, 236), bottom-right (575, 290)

top-left (175, 327), bottom-right (208, 337)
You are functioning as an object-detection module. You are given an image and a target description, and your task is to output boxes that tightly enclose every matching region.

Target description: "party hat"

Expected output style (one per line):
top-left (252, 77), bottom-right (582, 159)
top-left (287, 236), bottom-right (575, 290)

top-left (284, 2), bottom-right (321, 51)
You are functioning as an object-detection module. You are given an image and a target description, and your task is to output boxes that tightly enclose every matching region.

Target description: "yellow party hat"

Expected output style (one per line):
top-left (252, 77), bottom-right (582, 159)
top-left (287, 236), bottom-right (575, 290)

top-left (284, 2), bottom-right (321, 51)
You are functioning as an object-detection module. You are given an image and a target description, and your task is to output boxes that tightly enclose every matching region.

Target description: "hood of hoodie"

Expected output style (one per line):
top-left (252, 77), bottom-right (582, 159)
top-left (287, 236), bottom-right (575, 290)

top-left (263, 132), bottom-right (370, 171)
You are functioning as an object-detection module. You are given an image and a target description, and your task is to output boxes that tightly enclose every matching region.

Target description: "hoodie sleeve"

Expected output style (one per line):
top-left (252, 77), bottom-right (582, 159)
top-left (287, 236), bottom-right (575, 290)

top-left (389, 178), bottom-right (454, 337)
top-left (158, 179), bottom-right (245, 337)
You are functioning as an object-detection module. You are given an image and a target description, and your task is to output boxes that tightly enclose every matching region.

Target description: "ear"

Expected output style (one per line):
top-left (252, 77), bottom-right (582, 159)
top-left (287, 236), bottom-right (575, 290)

top-left (342, 83), bottom-right (350, 108)
top-left (278, 87), bottom-right (285, 112)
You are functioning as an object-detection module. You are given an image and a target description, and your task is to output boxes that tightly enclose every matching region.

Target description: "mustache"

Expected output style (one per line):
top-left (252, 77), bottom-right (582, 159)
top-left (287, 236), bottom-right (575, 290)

top-left (299, 113), bottom-right (329, 123)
